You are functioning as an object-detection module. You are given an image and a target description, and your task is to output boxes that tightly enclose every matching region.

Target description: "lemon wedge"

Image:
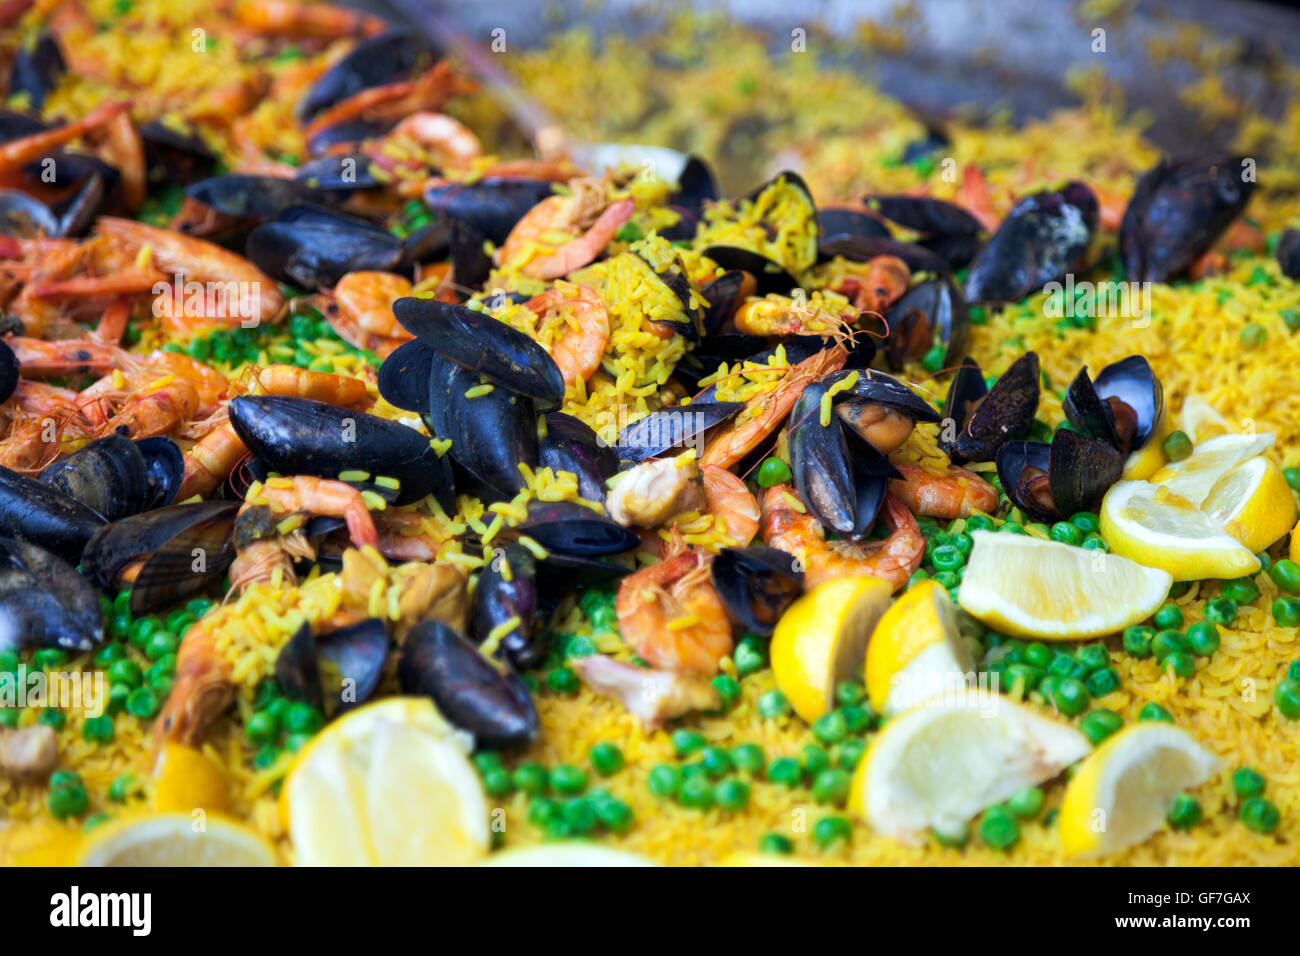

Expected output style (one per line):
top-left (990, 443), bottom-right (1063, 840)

top-left (1100, 480), bottom-right (1261, 581)
top-left (1148, 432), bottom-right (1273, 507)
top-left (282, 696), bottom-right (488, 866)
top-left (849, 689), bottom-right (1090, 843)
top-left (865, 579), bottom-right (973, 716)
top-left (1200, 456), bottom-right (1297, 553)
top-left (1059, 723), bottom-right (1221, 859)
top-left (0, 821), bottom-right (82, 866)
top-left (482, 845), bottom-right (658, 866)
top-left (770, 577), bottom-right (893, 723)
top-left (152, 743), bottom-right (230, 814)
top-left (78, 813), bottom-right (277, 866)
top-left (1179, 395), bottom-right (1230, 444)
top-left (1121, 408), bottom-right (1172, 481)
top-left (956, 531), bottom-right (1171, 638)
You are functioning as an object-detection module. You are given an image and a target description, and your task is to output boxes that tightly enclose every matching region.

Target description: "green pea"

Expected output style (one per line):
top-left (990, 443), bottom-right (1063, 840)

top-left (589, 741), bottom-right (624, 776)
top-left (836, 738), bottom-right (867, 770)
top-left (527, 796), bottom-right (560, 828)
top-left (252, 746), bottom-right (281, 771)
top-left (0, 649), bottom-right (17, 673)
top-left (1239, 797), bottom-right (1280, 834)
top-left (513, 762), bottom-right (549, 797)
top-left (482, 767), bottom-right (513, 798)
top-left (124, 687), bottom-right (159, 720)
top-left (82, 715), bottom-right (114, 744)
top-left (1086, 667), bottom-right (1120, 697)
top-left (931, 544), bottom-right (964, 573)
top-left (767, 756), bottom-right (802, 788)
top-left (107, 773), bottom-right (134, 803)
top-left (1285, 466), bottom-right (1300, 491)
top-left (677, 775), bottom-right (714, 810)
top-left (755, 457), bottom-right (792, 488)
top-left (699, 746), bottom-right (732, 778)
top-left (560, 797), bottom-right (596, 834)
top-left (1240, 323), bottom-right (1267, 348)
top-left (679, 762), bottom-right (708, 782)
top-left (1275, 678), bottom-right (1300, 719)
top-left (144, 630), bottom-right (179, 662)
top-left (127, 616), bottom-right (160, 649)
top-left (1122, 625), bottom-right (1155, 658)
top-left (244, 710), bottom-right (279, 746)
top-left (1221, 578), bottom-right (1260, 606)
top-left (813, 816), bottom-right (852, 850)
top-left (1289, 660), bottom-right (1300, 682)
top-left (0, 710), bottom-right (17, 728)
top-left (1081, 533), bottom-right (1108, 552)
top-left (671, 729), bottom-right (705, 756)
top-left (1080, 708), bottom-right (1124, 745)
top-left (1050, 521), bottom-right (1083, 546)
top-left (165, 609), bottom-right (196, 635)
top-left (1167, 793), bottom-right (1202, 830)
top-left (48, 783), bottom-right (89, 819)
top-left (1162, 430), bottom-right (1193, 462)
top-left (38, 709), bottom-right (65, 730)
top-left (1163, 651), bottom-right (1196, 679)
top-left (92, 643), bottom-right (125, 669)
top-left (811, 768), bottom-right (850, 805)
top-left (757, 689), bottom-right (790, 719)
top-left (759, 833), bottom-right (794, 855)
top-left (647, 764), bottom-right (681, 799)
top-left (1185, 621), bottom-right (1221, 657)
top-left (1048, 652), bottom-right (1086, 680)
top-left (284, 732), bottom-right (314, 753)
top-left (105, 684), bottom-right (130, 717)
top-left (1152, 629), bottom-right (1189, 660)
top-left (1005, 662), bottom-right (1044, 697)
top-left (1271, 596), bottom-right (1300, 627)
top-left (731, 743), bottom-right (766, 776)
top-left (565, 635), bottom-right (597, 659)
top-left (835, 680), bottom-right (865, 707)
top-left (1204, 597), bottom-right (1239, 626)
top-left (107, 659), bottom-right (142, 688)
top-left (979, 806), bottom-right (1021, 850)
top-left (1051, 678), bottom-right (1090, 716)
top-left (546, 666), bottom-right (579, 694)
top-left (1024, 642), bottom-right (1053, 669)
top-left (1070, 512), bottom-right (1101, 534)
top-left (1007, 787), bottom-right (1045, 820)
top-left (812, 711), bottom-right (848, 745)
top-left (33, 648), bottom-right (68, 671)
top-left (949, 531), bottom-right (974, 557)
top-left (1152, 604), bottom-right (1184, 630)
top-left (711, 674), bottom-right (741, 711)
top-left (733, 637), bottom-right (766, 677)
top-left (596, 797), bottom-right (633, 833)
top-left (1139, 702), bottom-right (1174, 723)
top-left (146, 657), bottom-right (176, 688)
top-left (1233, 767), bottom-right (1266, 798)
top-left (839, 704), bottom-right (872, 733)
top-left (113, 590), bottom-right (132, 615)
top-left (549, 764), bottom-right (587, 795)
top-left (1075, 643), bottom-right (1109, 673)
top-left (999, 521), bottom-right (1025, 535)
top-left (966, 514), bottom-right (996, 533)
top-left (931, 570), bottom-right (959, 590)
top-left (714, 778), bottom-right (751, 812)
top-left (800, 744), bottom-right (830, 777)
top-left (1270, 559), bottom-right (1300, 595)
top-left (283, 702), bottom-right (324, 735)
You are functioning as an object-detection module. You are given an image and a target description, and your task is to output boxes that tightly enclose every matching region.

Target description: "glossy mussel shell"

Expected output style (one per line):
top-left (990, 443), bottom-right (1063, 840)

top-left (1062, 355), bottom-right (1164, 453)
top-left (942, 352), bottom-right (1041, 464)
top-left (996, 431), bottom-right (1122, 523)
top-left (276, 618), bottom-right (388, 717)
top-left (0, 536), bottom-right (101, 652)
top-left (711, 546), bottom-right (803, 636)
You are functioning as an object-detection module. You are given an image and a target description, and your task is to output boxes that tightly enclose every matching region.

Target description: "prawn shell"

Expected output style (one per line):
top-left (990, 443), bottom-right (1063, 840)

top-left (0, 536), bottom-right (102, 652)
top-left (298, 26), bottom-right (434, 120)
top-left (823, 368), bottom-right (941, 425)
top-left (471, 544), bottom-right (543, 669)
top-left (881, 277), bottom-right (970, 373)
top-left (38, 432), bottom-right (153, 521)
top-left (228, 395), bottom-right (454, 509)
top-left (397, 620), bottom-right (539, 749)
top-left (615, 402), bottom-right (743, 465)
top-left (950, 351), bottom-right (1040, 464)
top-left (276, 618), bottom-right (388, 717)
top-left (516, 501), bottom-right (638, 557)
top-left (711, 545), bottom-right (803, 636)
top-left (0, 465), bottom-right (106, 562)
top-left (539, 412), bottom-right (617, 504)
top-left (394, 296), bottom-right (565, 407)
top-left (788, 381), bottom-right (856, 536)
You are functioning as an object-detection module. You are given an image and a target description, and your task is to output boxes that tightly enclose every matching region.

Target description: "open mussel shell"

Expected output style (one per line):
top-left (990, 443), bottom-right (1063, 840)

top-left (0, 466), bottom-right (105, 562)
top-left (295, 153), bottom-right (382, 192)
top-left (276, 618), bottom-right (388, 717)
top-left (965, 182), bottom-right (1098, 304)
top-left (946, 352), bottom-right (1040, 464)
top-left (298, 26), bottom-right (434, 120)
top-left (615, 401), bottom-right (742, 465)
top-left (398, 620), bottom-right (538, 749)
top-left (1063, 356), bottom-right (1164, 454)
top-left (843, 426), bottom-right (902, 538)
top-left (516, 501), bottom-right (638, 557)
top-left (818, 207), bottom-right (889, 244)
top-left (8, 34), bottom-right (65, 111)
top-left (81, 501), bottom-right (237, 614)
top-left (0, 536), bottom-right (101, 652)
top-left (675, 155), bottom-right (718, 217)
top-left (1278, 229), bottom-right (1300, 281)
top-left (825, 368), bottom-right (941, 425)
top-left (0, 189), bottom-right (61, 238)
top-left (865, 195), bottom-right (984, 239)
top-left (140, 119), bottom-right (216, 187)
top-left (394, 297), bottom-right (565, 407)
top-left (698, 270), bottom-right (750, 335)
top-left (711, 546), bottom-right (803, 636)
top-left (1121, 157), bottom-right (1254, 284)
top-left (817, 234), bottom-right (953, 275)
top-left (228, 395), bottom-right (454, 510)
top-left (38, 432), bottom-right (182, 521)
top-left (701, 246), bottom-right (800, 297)
top-left (998, 431), bottom-right (1122, 523)
top-left (633, 251), bottom-right (704, 337)
top-left (187, 175), bottom-right (326, 224)
top-left (472, 544), bottom-right (542, 669)
top-left (423, 177), bottom-right (555, 289)
top-left (789, 381), bottom-right (856, 536)
top-left (881, 277), bottom-right (970, 372)
top-left (246, 204), bottom-right (403, 289)
top-left (539, 412), bottom-right (617, 503)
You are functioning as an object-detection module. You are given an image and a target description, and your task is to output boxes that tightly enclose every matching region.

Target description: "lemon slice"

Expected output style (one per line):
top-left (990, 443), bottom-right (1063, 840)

top-left (78, 813), bottom-right (277, 866)
top-left (1121, 407), bottom-right (1172, 481)
top-left (1059, 723), bottom-right (1221, 859)
top-left (1148, 432), bottom-right (1273, 507)
top-left (283, 696), bottom-right (488, 866)
top-left (1100, 480), bottom-right (1261, 581)
top-left (152, 743), bottom-right (229, 813)
top-left (849, 689), bottom-right (1090, 843)
top-left (956, 531), bottom-right (1171, 638)
top-left (1179, 395), bottom-right (1230, 444)
top-left (865, 579), bottom-right (973, 716)
top-left (1201, 456), bottom-right (1297, 553)
top-left (770, 577), bottom-right (894, 723)
top-left (0, 821), bottom-right (82, 866)
top-left (482, 845), bottom-right (658, 866)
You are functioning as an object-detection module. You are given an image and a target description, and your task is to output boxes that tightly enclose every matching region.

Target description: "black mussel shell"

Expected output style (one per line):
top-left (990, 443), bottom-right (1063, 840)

top-left (1064, 356), bottom-right (1163, 454)
top-left (394, 297), bottom-right (565, 407)
top-left (615, 402), bottom-right (742, 465)
top-left (539, 412), bottom-right (617, 504)
top-left (137, 437), bottom-right (185, 510)
top-left (0, 536), bottom-right (101, 652)
top-left (377, 338), bottom-right (436, 414)
top-left (634, 251), bottom-right (704, 337)
top-left (949, 352), bottom-right (1040, 464)
top-left (298, 27), bottom-right (434, 120)
top-left (246, 204), bottom-right (402, 289)
top-left (843, 425), bottom-right (900, 538)
top-left (8, 34), bottom-right (65, 111)
top-left (276, 618), bottom-right (388, 717)
top-left (998, 432), bottom-right (1121, 523)
top-left (817, 234), bottom-right (953, 274)
top-left (939, 356), bottom-right (986, 454)
top-left (472, 544), bottom-right (542, 669)
top-left (229, 395), bottom-right (454, 509)
top-left (711, 545), bottom-right (803, 636)
top-left (275, 623), bottom-right (322, 709)
top-left (789, 381), bottom-right (855, 536)
top-left (1121, 157), bottom-right (1255, 284)
top-left (818, 207), bottom-right (889, 243)
top-left (882, 277), bottom-right (969, 372)
top-left (398, 620), bottom-right (538, 749)
top-left (1278, 229), bottom-right (1300, 280)
top-left (824, 368), bottom-right (941, 425)
top-left (0, 466), bottom-right (105, 561)
top-left (402, 219), bottom-right (451, 264)
top-left (996, 440), bottom-right (1054, 522)
top-left (866, 195), bottom-right (983, 239)
top-left (423, 177), bottom-right (555, 289)
top-left (965, 182), bottom-right (1098, 304)
top-left (0, 110), bottom-right (47, 143)
top-left (139, 119), bottom-right (216, 186)
top-left (675, 156), bottom-right (718, 217)
top-left (306, 118), bottom-right (392, 157)
top-left (516, 501), bottom-right (638, 557)
top-left (0, 189), bottom-right (60, 238)
top-left (295, 153), bottom-right (381, 192)
top-left (699, 270), bottom-right (750, 335)
top-left (187, 175), bottom-right (325, 222)
top-left (38, 433), bottom-right (153, 521)
top-left (701, 246), bottom-right (800, 297)
top-left (0, 338), bottom-right (16, 405)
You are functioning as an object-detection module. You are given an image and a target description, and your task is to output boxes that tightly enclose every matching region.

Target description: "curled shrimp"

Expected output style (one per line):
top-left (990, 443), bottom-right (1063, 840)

top-left (0, 101), bottom-right (128, 175)
top-left (524, 283), bottom-right (610, 386)
top-left (734, 291), bottom-right (858, 338)
top-left (373, 507), bottom-right (451, 562)
top-left (701, 464), bottom-right (759, 546)
top-left (177, 416), bottom-right (246, 500)
top-left (761, 484), bottom-right (923, 592)
top-left (5, 336), bottom-right (138, 378)
top-left (498, 179), bottom-right (634, 280)
top-left (615, 550), bottom-right (732, 676)
top-left (888, 461), bottom-right (999, 520)
top-left (302, 61), bottom-right (465, 141)
top-left (154, 617), bottom-right (233, 747)
top-left (246, 475), bottom-right (380, 551)
top-left (99, 379), bottom-right (200, 438)
top-left (829, 255), bottom-right (910, 316)
top-left (247, 363), bottom-right (369, 406)
top-left (319, 271), bottom-right (413, 357)
top-left (370, 112), bottom-right (482, 176)
top-left (233, 0), bottom-right (386, 38)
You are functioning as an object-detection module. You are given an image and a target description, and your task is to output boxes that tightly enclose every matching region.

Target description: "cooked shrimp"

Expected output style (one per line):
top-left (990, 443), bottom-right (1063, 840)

top-left (571, 654), bottom-right (721, 728)
top-left (955, 165), bottom-right (1000, 233)
top-left (734, 291), bottom-right (858, 337)
top-left (830, 255), bottom-right (910, 316)
top-left (0, 419), bottom-right (63, 472)
top-left (5, 336), bottom-right (137, 378)
top-left (615, 550), bottom-right (732, 676)
top-left (99, 378), bottom-right (200, 437)
top-left (524, 283), bottom-right (610, 386)
top-left (248, 363), bottom-right (369, 406)
top-left (605, 455), bottom-right (702, 529)
top-left (761, 484), bottom-right (923, 592)
top-left (332, 271), bottom-right (412, 339)
top-left (154, 617), bottom-right (233, 747)
top-left (0, 101), bottom-right (128, 174)
top-left (499, 179), bottom-right (634, 280)
top-left (233, 0), bottom-right (386, 37)
top-left (371, 507), bottom-right (452, 561)
top-left (700, 344), bottom-right (847, 469)
top-left (302, 61), bottom-right (464, 140)
top-left (248, 476), bottom-right (379, 550)
top-left (701, 464), bottom-right (759, 546)
top-left (374, 112), bottom-right (482, 174)
top-left (92, 296), bottom-right (131, 344)
top-left (98, 110), bottom-right (146, 211)
top-left (888, 461), bottom-right (999, 520)
top-left (177, 419), bottom-right (246, 499)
